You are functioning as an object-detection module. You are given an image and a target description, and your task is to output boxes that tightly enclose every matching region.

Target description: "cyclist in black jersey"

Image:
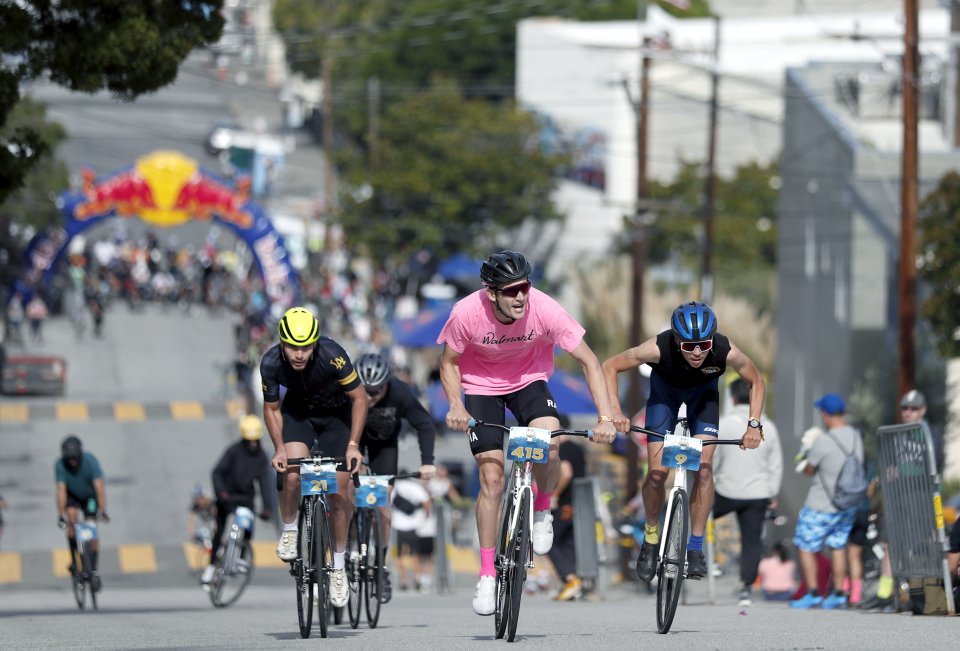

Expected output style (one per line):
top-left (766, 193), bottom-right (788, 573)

top-left (354, 353), bottom-right (437, 602)
top-left (261, 307), bottom-right (369, 609)
top-left (601, 301), bottom-right (765, 583)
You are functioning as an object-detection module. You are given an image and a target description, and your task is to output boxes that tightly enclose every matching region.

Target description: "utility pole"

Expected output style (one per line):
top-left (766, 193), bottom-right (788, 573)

top-left (898, 0), bottom-right (919, 414)
top-left (701, 16), bottom-right (721, 304)
top-left (368, 77), bottom-right (381, 168)
top-left (322, 56), bottom-right (334, 211)
top-left (627, 35), bottom-right (652, 505)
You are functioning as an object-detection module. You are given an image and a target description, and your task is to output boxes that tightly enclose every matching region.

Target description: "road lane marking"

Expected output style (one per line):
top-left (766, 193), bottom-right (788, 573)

top-left (170, 401), bottom-right (204, 420)
top-left (182, 542), bottom-right (210, 572)
top-left (52, 548), bottom-right (73, 578)
top-left (0, 552), bottom-right (22, 584)
top-left (118, 544), bottom-right (158, 573)
top-left (0, 404), bottom-right (28, 423)
top-left (114, 402), bottom-right (146, 421)
top-left (225, 399), bottom-right (239, 420)
top-left (56, 402), bottom-right (89, 422)
top-left (447, 544), bottom-right (480, 574)
top-left (251, 541), bottom-right (287, 568)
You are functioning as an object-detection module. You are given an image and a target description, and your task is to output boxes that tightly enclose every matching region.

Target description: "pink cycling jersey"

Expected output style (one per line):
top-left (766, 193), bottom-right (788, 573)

top-left (437, 288), bottom-right (585, 395)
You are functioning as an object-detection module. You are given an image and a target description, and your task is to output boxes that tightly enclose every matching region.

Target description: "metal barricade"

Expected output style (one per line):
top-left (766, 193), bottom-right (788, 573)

top-left (433, 500), bottom-right (455, 593)
top-left (876, 421), bottom-right (955, 614)
top-left (572, 477), bottom-right (601, 586)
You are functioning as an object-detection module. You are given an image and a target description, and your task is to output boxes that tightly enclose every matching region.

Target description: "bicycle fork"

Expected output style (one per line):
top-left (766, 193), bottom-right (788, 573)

top-left (505, 463), bottom-right (535, 570)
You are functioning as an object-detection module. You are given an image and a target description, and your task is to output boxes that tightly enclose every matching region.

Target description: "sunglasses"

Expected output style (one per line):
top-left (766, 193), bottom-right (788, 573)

top-left (366, 387), bottom-right (385, 397)
top-left (679, 339), bottom-right (713, 353)
top-left (901, 405), bottom-right (922, 411)
top-left (497, 282), bottom-right (531, 298)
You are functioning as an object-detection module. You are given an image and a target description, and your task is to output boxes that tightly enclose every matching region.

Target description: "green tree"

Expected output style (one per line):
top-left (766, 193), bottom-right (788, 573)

top-left (337, 89), bottom-right (563, 260)
top-left (0, 0), bottom-right (225, 203)
top-left (918, 170), bottom-right (960, 358)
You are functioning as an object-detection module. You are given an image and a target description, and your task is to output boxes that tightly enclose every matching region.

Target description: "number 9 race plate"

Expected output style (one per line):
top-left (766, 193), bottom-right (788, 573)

top-left (507, 427), bottom-right (551, 464)
top-left (301, 463), bottom-right (338, 496)
top-left (661, 434), bottom-right (703, 471)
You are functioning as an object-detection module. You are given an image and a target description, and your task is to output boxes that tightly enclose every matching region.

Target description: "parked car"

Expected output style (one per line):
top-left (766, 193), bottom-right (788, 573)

top-left (206, 118), bottom-right (241, 155)
top-left (2, 355), bottom-right (66, 396)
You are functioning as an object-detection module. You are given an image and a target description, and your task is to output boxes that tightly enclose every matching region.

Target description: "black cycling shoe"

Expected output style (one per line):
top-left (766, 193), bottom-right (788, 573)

top-left (685, 550), bottom-right (707, 579)
top-left (381, 570), bottom-right (393, 604)
top-left (91, 572), bottom-right (101, 592)
top-left (636, 540), bottom-right (659, 582)
top-left (858, 594), bottom-right (893, 611)
top-left (68, 561), bottom-right (78, 576)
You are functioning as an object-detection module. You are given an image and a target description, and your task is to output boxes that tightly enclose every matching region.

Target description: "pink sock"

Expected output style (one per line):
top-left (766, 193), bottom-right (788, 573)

top-left (533, 490), bottom-right (551, 512)
top-left (850, 579), bottom-right (862, 603)
top-left (480, 547), bottom-right (496, 578)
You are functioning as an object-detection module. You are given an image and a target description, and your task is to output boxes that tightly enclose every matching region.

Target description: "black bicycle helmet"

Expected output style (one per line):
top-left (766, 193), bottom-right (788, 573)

top-left (355, 353), bottom-right (391, 388)
top-left (61, 435), bottom-right (83, 463)
top-left (480, 251), bottom-right (532, 288)
top-left (671, 301), bottom-right (718, 342)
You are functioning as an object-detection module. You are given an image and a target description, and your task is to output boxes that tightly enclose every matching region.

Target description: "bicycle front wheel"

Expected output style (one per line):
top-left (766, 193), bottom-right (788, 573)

top-left (506, 498), bottom-right (529, 643)
top-left (494, 494), bottom-right (516, 639)
top-left (296, 504), bottom-right (314, 639)
top-left (72, 549), bottom-right (85, 611)
top-left (315, 503), bottom-right (331, 639)
top-left (364, 507), bottom-right (383, 628)
top-left (213, 537), bottom-right (254, 608)
top-left (346, 511), bottom-right (362, 629)
top-left (657, 489), bottom-right (689, 634)
top-left (82, 544), bottom-right (95, 611)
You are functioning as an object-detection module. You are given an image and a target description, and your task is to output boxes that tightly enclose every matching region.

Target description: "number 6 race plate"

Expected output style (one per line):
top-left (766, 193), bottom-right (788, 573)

top-left (507, 427), bottom-right (551, 464)
top-left (661, 434), bottom-right (703, 471)
top-left (301, 463), bottom-right (338, 496)
top-left (355, 475), bottom-right (390, 507)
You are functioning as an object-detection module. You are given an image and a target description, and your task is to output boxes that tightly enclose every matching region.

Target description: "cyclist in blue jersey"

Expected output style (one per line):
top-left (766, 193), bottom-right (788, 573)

top-left (601, 302), bottom-right (765, 582)
top-left (55, 436), bottom-right (109, 587)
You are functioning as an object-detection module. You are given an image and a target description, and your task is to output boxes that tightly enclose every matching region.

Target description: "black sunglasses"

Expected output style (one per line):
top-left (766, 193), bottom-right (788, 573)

top-left (366, 387), bottom-right (385, 397)
top-left (497, 282), bottom-right (531, 298)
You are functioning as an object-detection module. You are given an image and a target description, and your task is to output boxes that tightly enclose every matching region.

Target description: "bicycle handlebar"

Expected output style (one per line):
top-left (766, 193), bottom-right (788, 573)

top-left (629, 425), bottom-right (743, 447)
top-left (276, 456), bottom-right (358, 492)
top-left (352, 470), bottom-right (422, 489)
top-left (467, 419), bottom-right (594, 440)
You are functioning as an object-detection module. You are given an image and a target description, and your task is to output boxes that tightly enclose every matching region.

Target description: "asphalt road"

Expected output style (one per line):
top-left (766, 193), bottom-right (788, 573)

top-left (0, 581), bottom-right (953, 650)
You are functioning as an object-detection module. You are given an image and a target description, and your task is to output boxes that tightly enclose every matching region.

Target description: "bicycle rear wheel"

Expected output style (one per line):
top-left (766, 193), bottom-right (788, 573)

top-left (656, 490), bottom-right (689, 634)
top-left (506, 498), bottom-right (529, 643)
top-left (364, 507), bottom-right (383, 628)
top-left (346, 511), bottom-right (362, 629)
top-left (315, 503), bottom-right (331, 639)
top-left (296, 504), bottom-right (314, 639)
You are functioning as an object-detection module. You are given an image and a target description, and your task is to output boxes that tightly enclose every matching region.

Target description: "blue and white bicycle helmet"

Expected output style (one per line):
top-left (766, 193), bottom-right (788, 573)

top-left (671, 301), bottom-right (717, 342)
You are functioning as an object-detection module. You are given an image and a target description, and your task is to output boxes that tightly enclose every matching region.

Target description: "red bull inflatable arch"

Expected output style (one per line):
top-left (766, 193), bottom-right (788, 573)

top-left (15, 150), bottom-right (298, 316)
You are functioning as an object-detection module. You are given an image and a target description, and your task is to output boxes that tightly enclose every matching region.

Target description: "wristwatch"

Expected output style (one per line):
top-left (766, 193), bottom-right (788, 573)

top-left (748, 418), bottom-right (765, 441)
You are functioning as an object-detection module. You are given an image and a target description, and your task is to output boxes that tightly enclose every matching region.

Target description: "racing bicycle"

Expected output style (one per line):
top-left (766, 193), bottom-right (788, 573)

top-left (60, 514), bottom-right (107, 611)
top-left (468, 419), bottom-right (593, 642)
top-left (631, 419), bottom-right (743, 634)
top-left (208, 504), bottom-right (258, 608)
top-left (346, 468), bottom-right (422, 629)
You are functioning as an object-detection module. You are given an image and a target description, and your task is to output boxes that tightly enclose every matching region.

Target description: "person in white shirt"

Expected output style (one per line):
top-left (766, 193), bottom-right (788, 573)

top-left (713, 378), bottom-right (783, 607)
top-left (391, 474), bottom-right (431, 592)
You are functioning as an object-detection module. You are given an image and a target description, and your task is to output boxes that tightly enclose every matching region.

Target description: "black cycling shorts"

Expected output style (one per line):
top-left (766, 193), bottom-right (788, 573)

top-left (360, 435), bottom-right (398, 476)
top-left (464, 380), bottom-right (560, 455)
top-left (66, 493), bottom-right (98, 517)
top-left (281, 400), bottom-right (351, 471)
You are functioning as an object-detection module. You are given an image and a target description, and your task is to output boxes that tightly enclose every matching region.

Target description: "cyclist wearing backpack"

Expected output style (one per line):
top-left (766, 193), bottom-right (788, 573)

top-left (790, 393), bottom-right (866, 610)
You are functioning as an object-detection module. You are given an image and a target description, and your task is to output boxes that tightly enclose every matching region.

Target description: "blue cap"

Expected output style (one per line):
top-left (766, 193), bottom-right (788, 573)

top-left (815, 393), bottom-right (845, 415)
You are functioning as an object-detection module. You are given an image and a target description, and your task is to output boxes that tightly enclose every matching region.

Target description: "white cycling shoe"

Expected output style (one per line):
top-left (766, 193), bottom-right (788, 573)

top-left (200, 564), bottom-right (216, 584)
top-left (473, 575), bottom-right (497, 616)
top-left (532, 510), bottom-right (554, 555)
top-left (330, 569), bottom-right (349, 607)
top-left (276, 531), bottom-right (297, 562)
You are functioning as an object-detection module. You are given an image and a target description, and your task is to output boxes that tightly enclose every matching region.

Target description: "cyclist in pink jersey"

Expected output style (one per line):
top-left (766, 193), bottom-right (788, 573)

top-left (438, 251), bottom-right (617, 615)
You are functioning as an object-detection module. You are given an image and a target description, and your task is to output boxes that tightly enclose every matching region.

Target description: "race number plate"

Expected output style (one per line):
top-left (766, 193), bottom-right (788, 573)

top-left (661, 434), bottom-right (703, 471)
top-left (75, 522), bottom-right (97, 542)
top-left (507, 427), bottom-right (551, 464)
top-left (355, 475), bottom-right (390, 507)
top-left (234, 506), bottom-right (256, 531)
top-left (301, 463), bottom-right (338, 496)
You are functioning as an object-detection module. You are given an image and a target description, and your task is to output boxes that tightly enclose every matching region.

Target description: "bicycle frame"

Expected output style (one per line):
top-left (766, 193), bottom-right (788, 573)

top-left (498, 460), bottom-right (536, 572)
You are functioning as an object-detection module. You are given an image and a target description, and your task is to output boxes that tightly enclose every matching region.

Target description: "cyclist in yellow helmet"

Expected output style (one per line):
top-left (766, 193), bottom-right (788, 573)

top-left (200, 415), bottom-right (273, 585)
top-left (260, 307), bottom-right (368, 609)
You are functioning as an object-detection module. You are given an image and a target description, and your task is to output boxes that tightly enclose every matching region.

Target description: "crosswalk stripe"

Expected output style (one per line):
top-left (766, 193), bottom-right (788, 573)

top-left (114, 402), bottom-right (146, 421)
top-left (225, 399), bottom-right (240, 420)
top-left (182, 542), bottom-right (210, 572)
top-left (170, 401), bottom-right (204, 420)
top-left (0, 552), bottom-right (22, 584)
top-left (118, 544), bottom-right (158, 573)
top-left (52, 548), bottom-right (73, 578)
top-left (446, 544), bottom-right (480, 574)
top-left (0, 403), bottom-right (29, 423)
top-left (251, 541), bottom-right (287, 568)
top-left (56, 402), bottom-right (89, 421)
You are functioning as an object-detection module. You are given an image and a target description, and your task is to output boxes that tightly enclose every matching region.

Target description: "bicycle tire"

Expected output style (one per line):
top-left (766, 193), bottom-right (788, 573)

top-left (296, 503), bottom-right (314, 639)
top-left (213, 537), bottom-right (254, 608)
top-left (81, 543), bottom-right (94, 611)
top-left (506, 497), bottom-right (529, 642)
top-left (315, 502), bottom-right (330, 639)
top-left (209, 542), bottom-right (228, 608)
top-left (90, 573), bottom-right (98, 611)
top-left (72, 548), bottom-right (85, 611)
top-left (364, 507), bottom-right (383, 628)
top-left (346, 511), bottom-right (362, 629)
top-left (656, 490), bottom-right (689, 634)
top-left (494, 488), bottom-right (516, 640)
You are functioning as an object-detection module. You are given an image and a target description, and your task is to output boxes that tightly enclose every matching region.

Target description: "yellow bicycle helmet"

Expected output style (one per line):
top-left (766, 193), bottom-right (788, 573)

top-left (239, 414), bottom-right (264, 441)
top-left (278, 307), bottom-right (320, 346)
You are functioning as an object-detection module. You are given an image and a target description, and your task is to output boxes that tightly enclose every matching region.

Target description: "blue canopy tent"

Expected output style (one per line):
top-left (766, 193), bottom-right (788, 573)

top-left (438, 253), bottom-right (485, 283)
top-left (391, 305), bottom-right (452, 348)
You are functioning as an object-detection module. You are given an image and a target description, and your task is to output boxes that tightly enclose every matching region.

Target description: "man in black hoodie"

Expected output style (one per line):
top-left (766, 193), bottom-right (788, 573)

top-left (201, 415), bottom-right (273, 585)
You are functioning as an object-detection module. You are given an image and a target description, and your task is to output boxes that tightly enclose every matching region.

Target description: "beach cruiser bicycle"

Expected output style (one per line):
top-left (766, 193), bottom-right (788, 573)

top-left (346, 468), bottom-right (422, 629)
top-left (208, 503), bottom-right (258, 608)
top-left (631, 418), bottom-right (743, 634)
top-left (468, 419), bottom-right (594, 642)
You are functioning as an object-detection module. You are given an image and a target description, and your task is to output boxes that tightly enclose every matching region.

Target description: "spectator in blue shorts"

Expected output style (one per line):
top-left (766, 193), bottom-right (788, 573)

top-left (790, 394), bottom-right (863, 610)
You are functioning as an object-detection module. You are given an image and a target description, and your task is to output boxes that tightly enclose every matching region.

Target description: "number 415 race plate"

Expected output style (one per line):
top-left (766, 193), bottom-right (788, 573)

top-left (661, 434), bottom-right (703, 471)
top-left (507, 427), bottom-right (551, 463)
